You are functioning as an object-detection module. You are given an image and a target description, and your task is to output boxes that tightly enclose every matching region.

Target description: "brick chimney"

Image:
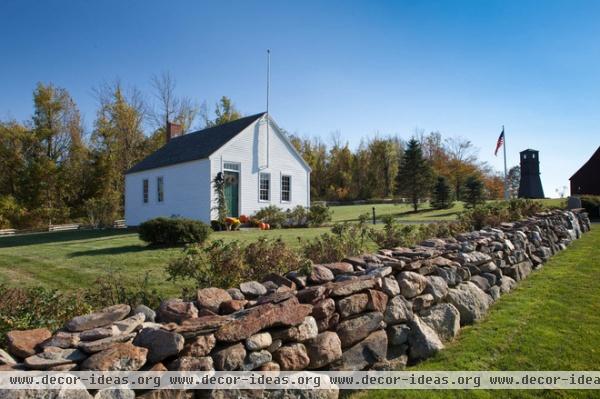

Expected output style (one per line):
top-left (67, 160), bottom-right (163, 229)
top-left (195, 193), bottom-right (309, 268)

top-left (166, 121), bottom-right (183, 142)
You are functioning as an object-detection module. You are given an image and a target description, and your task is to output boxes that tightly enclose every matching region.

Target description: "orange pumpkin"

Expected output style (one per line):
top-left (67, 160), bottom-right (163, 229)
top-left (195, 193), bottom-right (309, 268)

top-left (265, 223), bottom-right (271, 230)
top-left (258, 222), bottom-right (266, 230)
top-left (239, 214), bottom-right (249, 223)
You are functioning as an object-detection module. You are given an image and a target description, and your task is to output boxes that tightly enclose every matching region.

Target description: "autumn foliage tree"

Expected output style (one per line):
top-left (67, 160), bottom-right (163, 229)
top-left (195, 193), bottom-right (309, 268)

top-left (0, 76), bottom-right (511, 229)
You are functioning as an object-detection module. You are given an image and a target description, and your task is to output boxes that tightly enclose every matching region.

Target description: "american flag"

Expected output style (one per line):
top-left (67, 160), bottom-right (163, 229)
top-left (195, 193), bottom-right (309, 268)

top-left (494, 128), bottom-right (505, 156)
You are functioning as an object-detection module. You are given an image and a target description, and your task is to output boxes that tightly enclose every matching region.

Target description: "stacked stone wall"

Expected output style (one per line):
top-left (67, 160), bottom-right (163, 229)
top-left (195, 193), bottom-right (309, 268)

top-left (0, 210), bottom-right (591, 399)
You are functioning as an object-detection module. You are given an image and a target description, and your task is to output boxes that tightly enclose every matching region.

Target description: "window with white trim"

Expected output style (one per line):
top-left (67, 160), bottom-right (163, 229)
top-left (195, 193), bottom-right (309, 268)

top-left (224, 162), bottom-right (240, 171)
top-left (157, 177), bottom-right (164, 202)
top-left (259, 173), bottom-right (270, 201)
top-left (281, 175), bottom-right (291, 202)
top-left (142, 179), bottom-right (149, 203)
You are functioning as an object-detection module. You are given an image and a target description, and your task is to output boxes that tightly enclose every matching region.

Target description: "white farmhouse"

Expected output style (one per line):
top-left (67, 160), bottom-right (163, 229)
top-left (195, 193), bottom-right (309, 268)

top-left (124, 113), bottom-right (311, 226)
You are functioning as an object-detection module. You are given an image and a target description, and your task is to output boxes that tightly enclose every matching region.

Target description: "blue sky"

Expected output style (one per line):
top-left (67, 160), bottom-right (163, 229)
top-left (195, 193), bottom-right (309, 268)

top-left (1, 0), bottom-right (599, 197)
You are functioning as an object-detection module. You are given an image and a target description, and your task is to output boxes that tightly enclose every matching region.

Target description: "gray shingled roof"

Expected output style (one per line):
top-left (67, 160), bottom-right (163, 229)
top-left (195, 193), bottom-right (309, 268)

top-left (126, 112), bottom-right (266, 174)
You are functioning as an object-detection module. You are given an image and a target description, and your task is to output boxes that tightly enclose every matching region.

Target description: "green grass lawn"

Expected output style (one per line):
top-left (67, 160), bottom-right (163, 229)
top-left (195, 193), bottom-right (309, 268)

top-left (355, 223), bottom-right (600, 399)
top-left (0, 202), bottom-right (462, 296)
top-left (0, 226), bottom-right (332, 297)
top-left (329, 202), bottom-right (464, 223)
top-left (328, 198), bottom-right (565, 224)
top-left (0, 199), bottom-right (567, 297)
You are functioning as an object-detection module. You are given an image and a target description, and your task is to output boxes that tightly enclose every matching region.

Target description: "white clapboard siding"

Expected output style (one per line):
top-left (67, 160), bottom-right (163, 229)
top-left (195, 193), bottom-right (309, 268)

top-left (124, 115), bottom-right (310, 225)
top-left (124, 158), bottom-right (212, 226)
top-left (209, 115), bottom-right (310, 219)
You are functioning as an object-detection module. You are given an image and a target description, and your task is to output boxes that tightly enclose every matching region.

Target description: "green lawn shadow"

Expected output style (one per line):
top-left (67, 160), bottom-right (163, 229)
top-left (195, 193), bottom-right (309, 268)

top-left (0, 229), bottom-right (135, 248)
top-left (68, 244), bottom-right (155, 257)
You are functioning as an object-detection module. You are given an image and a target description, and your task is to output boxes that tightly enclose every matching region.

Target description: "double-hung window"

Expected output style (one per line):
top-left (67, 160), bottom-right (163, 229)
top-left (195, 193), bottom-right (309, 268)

top-left (157, 177), bottom-right (164, 202)
top-left (142, 179), bottom-right (149, 203)
top-left (281, 175), bottom-right (291, 202)
top-left (259, 173), bottom-right (270, 201)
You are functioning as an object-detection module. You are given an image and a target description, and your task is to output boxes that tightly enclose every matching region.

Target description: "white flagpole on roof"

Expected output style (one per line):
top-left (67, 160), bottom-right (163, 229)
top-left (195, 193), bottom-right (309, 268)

top-left (266, 49), bottom-right (270, 168)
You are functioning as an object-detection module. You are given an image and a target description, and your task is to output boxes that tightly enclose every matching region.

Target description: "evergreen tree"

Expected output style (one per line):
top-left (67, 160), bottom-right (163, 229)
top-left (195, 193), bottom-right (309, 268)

top-left (464, 175), bottom-right (485, 208)
top-left (396, 138), bottom-right (434, 211)
top-left (431, 176), bottom-right (454, 209)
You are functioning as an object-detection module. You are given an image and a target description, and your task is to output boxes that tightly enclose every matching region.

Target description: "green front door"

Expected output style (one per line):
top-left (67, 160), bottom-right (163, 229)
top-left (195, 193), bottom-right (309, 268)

top-left (224, 171), bottom-right (239, 217)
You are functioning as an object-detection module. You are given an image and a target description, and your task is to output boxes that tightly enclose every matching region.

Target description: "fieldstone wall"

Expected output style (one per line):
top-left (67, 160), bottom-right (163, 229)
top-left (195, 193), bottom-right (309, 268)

top-left (0, 210), bottom-right (591, 399)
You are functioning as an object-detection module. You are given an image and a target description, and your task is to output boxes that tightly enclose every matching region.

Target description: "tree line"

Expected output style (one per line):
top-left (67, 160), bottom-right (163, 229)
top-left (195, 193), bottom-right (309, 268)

top-left (0, 74), bottom-right (514, 229)
top-left (0, 74), bottom-right (242, 229)
top-left (288, 130), bottom-right (510, 209)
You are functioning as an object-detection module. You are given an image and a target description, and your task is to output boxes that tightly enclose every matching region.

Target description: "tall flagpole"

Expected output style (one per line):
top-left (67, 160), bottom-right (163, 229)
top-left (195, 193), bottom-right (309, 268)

top-left (266, 49), bottom-right (270, 115)
top-left (265, 49), bottom-right (271, 169)
top-left (503, 125), bottom-right (508, 200)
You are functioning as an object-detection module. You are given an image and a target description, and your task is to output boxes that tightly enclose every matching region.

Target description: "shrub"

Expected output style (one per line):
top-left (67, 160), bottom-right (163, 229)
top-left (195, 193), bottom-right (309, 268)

top-left (243, 237), bottom-right (309, 279)
top-left (0, 273), bottom-right (162, 347)
top-left (253, 205), bottom-right (287, 228)
top-left (84, 194), bottom-right (120, 228)
top-left (166, 240), bottom-right (246, 290)
top-left (0, 285), bottom-right (93, 348)
top-left (139, 217), bottom-right (211, 246)
top-left (458, 199), bottom-right (547, 230)
top-left (166, 237), bottom-right (307, 291)
top-left (85, 272), bottom-right (162, 310)
top-left (369, 215), bottom-right (421, 248)
top-left (308, 203), bottom-right (333, 227)
top-left (419, 220), bottom-right (469, 240)
top-left (507, 198), bottom-right (544, 220)
top-left (460, 203), bottom-right (509, 230)
top-left (301, 219), bottom-right (370, 263)
top-left (211, 220), bottom-right (226, 231)
top-left (580, 195), bottom-right (600, 218)
top-left (285, 206), bottom-right (309, 228)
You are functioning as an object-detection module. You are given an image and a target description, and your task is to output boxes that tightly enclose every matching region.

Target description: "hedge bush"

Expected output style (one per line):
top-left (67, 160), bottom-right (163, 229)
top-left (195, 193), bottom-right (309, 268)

top-left (253, 205), bottom-right (287, 228)
top-left (285, 206), bottom-right (309, 228)
top-left (301, 216), bottom-right (371, 263)
top-left (138, 217), bottom-right (211, 246)
top-left (0, 273), bottom-right (161, 348)
top-left (252, 204), bottom-right (333, 229)
top-left (166, 238), bottom-right (309, 292)
top-left (308, 203), bottom-right (333, 227)
top-left (457, 199), bottom-right (546, 230)
top-left (580, 195), bottom-right (600, 218)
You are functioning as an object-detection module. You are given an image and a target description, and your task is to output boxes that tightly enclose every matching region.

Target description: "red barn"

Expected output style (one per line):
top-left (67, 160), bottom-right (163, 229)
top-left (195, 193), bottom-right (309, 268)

top-left (570, 146), bottom-right (600, 195)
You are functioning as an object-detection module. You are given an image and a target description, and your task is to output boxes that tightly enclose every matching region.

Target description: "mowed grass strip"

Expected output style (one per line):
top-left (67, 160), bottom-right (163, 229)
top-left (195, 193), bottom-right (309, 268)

top-left (0, 199), bottom-right (567, 297)
top-left (329, 199), bottom-right (564, 224)
top-left (329, 202), bottom-right (465, 223)
top-left (0, 201), bottom-right (463, 295)
top-left (0, 227), bottom-right (332, 296)
top-left (354, 224), bottom-right (600, 399)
